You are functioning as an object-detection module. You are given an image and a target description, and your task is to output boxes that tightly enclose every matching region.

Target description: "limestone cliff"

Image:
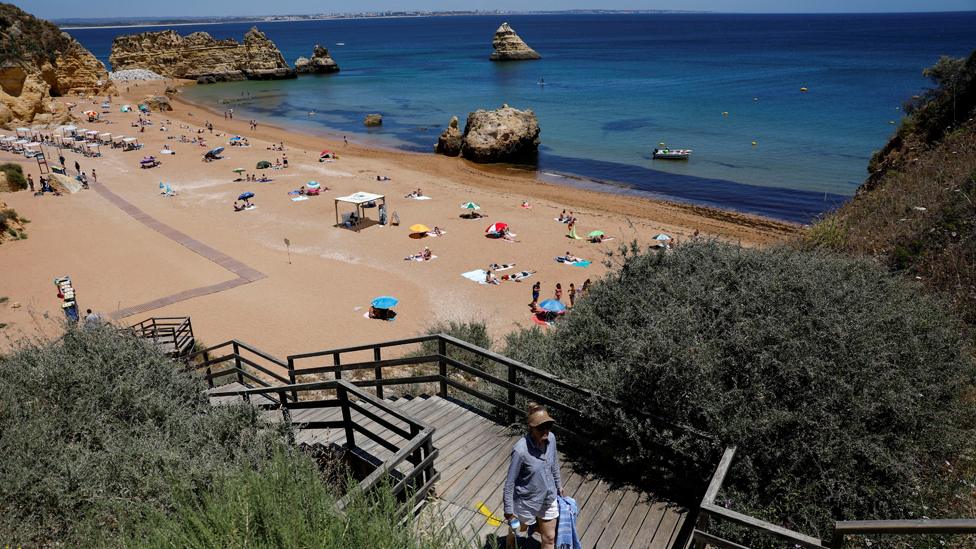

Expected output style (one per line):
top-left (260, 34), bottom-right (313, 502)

top-left (434, 116), bottom-right (462, 157)
top-left (489, 23), bottom-right (541, 61)
top-left (0, 3), bottom-right (110, 128)
top-left (110, 27), bottom-right (295, 83)
top-left (295, 45), bottom-right (340, 74)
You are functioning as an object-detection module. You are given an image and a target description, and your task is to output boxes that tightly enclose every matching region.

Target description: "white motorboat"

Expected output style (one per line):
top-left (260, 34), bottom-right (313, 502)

top-left (652, 147), bottom-right (692, 160)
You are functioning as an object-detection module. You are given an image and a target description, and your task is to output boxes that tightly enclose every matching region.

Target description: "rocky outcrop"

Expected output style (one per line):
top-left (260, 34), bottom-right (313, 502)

top-left (109, 27), bottom-right (295, 83)
top-left (0, 4), bottom-right (110, 128)
top-left (364, 113), bottom-right (383, 127)
top-left (295, 45), bottom-right (339, 74)
top-left (435, 116), bottom-right (462, 156)
top-left (460, 105), bottom-right (540, 163)
top-left (489, 23), bottom-right (541, 61)
top-left (142, 95), bottom-right (171, 112)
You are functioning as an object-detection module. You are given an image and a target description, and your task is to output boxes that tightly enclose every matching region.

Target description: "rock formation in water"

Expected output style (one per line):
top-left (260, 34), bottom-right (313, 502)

top-left (295, 45), bottom-right (340, 74)
top-left (435, 116), bottom-right (462, 156)
top-left (364, 113), bottom-right (383, 126)
top-left (0, 4), bottom-right (111, 128)
top-left (109, 27), bottom-right (295, 83)
top-left (460, 105), bottom-right (540, 163)
top-left (489, 23), bottom-right (541, 61)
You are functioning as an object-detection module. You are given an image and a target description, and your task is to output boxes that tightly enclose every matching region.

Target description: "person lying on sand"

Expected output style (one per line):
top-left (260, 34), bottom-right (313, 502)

top-left (405, 247), bottom-right (434, 261)
top-left (233, 201), bottom-right (245, 212)
top-left (488, 263), bottom-right (515, 271)
top-left (376, 175), bottom-right (391, 181)
top-left (563, 251), bottom-right (583, 263)
top-left (430, 226), bottom-right (444, 237)
top-left (500, 270), bottom-right (536, 282)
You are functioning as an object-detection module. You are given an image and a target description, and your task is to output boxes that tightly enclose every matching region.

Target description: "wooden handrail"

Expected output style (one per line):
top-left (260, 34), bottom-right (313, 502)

top-left (287, 335), bottom-right (439, 361)
top-left (830, 520), bottom-right (976, 548)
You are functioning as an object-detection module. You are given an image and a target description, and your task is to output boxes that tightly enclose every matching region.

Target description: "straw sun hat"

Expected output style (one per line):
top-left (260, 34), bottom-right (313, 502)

top-left (526, 402), bottom-right (555, 428)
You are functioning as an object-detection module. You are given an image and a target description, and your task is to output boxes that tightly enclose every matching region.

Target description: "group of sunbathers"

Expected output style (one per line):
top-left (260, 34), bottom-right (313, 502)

top-left (404, 188), bottom-right (423, 198)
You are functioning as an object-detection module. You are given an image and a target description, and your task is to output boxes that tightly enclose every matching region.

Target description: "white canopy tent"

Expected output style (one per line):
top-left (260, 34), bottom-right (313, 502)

top-left (334, 191), bottom-right (386, 231)
top-left (99, 133), bottom-right (112, 143)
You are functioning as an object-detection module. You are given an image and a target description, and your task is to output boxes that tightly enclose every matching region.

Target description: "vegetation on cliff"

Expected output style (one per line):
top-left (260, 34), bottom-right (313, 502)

top-left (503, 240), bottom-right (975, 544)
top-left (805, 50), bottom-right (976, 328)
top-left (0, 3), bottom-right (72, 66)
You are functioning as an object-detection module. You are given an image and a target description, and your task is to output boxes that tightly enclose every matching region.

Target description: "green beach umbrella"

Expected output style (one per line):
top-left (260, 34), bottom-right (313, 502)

top-left (232, 168), bottom-right (246, 173)
top-left (256, 160), bottom-right (272, 169)
top-left (588, 230), bottom-right (605, 238)
top-left (460, 201), bottom-right (481, 210)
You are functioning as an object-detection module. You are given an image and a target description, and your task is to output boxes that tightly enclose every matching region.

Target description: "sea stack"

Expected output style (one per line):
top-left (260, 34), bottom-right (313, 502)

top-left (460, 105), bottom-right (540, 163)
top-left (295, 45), bottom-right (340, 74)
top-left (489, 23), bottom-right (541, 61)
top-left (434, 116), bottom-right (462, 156)
top-left (110, 27), bottom-right (295, 83)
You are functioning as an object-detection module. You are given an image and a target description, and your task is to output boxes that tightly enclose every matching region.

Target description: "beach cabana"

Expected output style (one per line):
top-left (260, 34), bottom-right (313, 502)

top-left (59, 125), bottom-right (77, 138)
top-left (15, 127), bottom-right (30, 138)
top-left (24, 143), bottom-right (41, 158)
top-left (122, 137), bottom-right (140, 151)
top-left (85, 142), bottom-right (101, 157)
top-left (334, 191), bottom-right (386, 232)
top-left (99, 132), bottom-right (112, 143)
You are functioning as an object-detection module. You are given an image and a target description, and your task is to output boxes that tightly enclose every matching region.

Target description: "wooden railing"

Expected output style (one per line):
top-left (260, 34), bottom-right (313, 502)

top-left (129, 316), bottom-right (195, 357)
top-left (189, 339), bottom-right (294, 403)
top-left (690, 447), bottom-right (976, 549)
top-left (206, 378), bottom-right (439, 516)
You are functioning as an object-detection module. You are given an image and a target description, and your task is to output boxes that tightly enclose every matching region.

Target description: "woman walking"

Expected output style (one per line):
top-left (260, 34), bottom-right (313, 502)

top-left (504, 403), bottom-right (562, 549)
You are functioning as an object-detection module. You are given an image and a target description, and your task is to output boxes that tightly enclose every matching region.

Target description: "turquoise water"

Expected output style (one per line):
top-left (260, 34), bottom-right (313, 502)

top-left (69, 13), bottom-right (976, 222)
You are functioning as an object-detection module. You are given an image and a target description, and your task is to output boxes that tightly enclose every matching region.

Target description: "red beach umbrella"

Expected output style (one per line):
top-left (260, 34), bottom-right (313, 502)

top-left (486, 222), bottom-right (509, 233)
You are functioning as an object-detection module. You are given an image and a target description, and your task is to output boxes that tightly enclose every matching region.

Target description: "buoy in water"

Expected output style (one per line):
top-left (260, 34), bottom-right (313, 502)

top-left (722, 111), bottom-right (729, 116)
top-left (753, 97), bottom-right (759, 101)
top-left (751, 141), bottom-right (758, 146)
top-left (800, 87), bottom-right (808, 92)
top-left (889, 121), bottom-right (895, 124)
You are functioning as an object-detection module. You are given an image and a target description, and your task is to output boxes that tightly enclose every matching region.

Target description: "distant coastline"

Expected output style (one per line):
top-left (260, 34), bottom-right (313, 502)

top-left (55, 10), bottom-right (706, 29)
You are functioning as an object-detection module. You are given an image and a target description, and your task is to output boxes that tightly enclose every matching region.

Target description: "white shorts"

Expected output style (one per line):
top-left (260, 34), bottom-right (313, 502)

top-left (515, 498), bottom-right (559, 526)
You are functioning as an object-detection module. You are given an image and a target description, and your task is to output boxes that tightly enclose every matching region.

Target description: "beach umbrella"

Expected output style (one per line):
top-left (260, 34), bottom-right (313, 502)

top-left (653, 233), bottom-right (672, 241)
top-left (229, 136), bottom-right (242, 142)
top-left (320, 149), bottom-right (333, 156)
top-left (538, 299), bottom-right (566, 313)
top-left (256, 160), bottom-right (271, 169)
top-left (83, 110), bottom-right (98, 117)
top-left (238, 192), bottom-right (255, 200)
top-left (232, 168), bottom-right (246, 173)
top-left (485, 222), bottom-right (508, 233)
top-left (306, 181), bottom-right (321, 189)
top-left (409, 224), bottom-right (431, 234)
top-left (209, 146), bottom-right (225, 155)
top-left (588, 230), bottom-right (605, 238)
top-left (371, 296), bottom-right (399, 309)
top-left (460, 201), bottom-right (481, 210)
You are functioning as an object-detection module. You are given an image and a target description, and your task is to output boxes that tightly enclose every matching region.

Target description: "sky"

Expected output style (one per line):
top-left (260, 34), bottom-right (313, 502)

top-left (17, 0), bottom-right (976, 19)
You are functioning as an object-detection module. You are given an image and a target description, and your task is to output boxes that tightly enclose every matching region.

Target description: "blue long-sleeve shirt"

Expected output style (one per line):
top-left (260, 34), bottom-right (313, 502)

top-left (503, 432), bottom-right (561, 516)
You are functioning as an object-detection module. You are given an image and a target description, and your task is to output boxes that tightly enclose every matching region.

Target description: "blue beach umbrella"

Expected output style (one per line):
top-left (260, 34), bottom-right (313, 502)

top-left (209, 146), bottom-right (225, 155)
top-left (238, 192), bottom-right (254, 200)
top-left (538, 299), bottom-right (566, 313)
top-left (371, 296), bottom-right (399, 309)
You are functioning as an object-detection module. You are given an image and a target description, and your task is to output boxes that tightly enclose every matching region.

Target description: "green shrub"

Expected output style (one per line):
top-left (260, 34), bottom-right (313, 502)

top-left (125, 451), bottom-right (464, 549)
top-left (503, 240), bottom-right (975, 542)
top-left (0, 326), bottom-right (291, 545)
top-left (0, 163), bottom-right (26, 190)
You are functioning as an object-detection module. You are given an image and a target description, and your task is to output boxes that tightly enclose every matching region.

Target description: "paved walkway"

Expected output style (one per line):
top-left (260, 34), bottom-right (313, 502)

top-left (92, 182), bottom-right (267, 320)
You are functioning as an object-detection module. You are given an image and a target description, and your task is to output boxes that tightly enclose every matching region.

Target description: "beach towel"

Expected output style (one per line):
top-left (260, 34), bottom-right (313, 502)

top-left (556, 497), bottom-right (581, 549)
top-left (291, 196), bottom-right (309, 202)
top-left (554, 218), bottom-right (570, 223)
top-left (568, 226), bottom-right (581, 239)
top-left (461, 269), bottom-right (498, 285)
top-left (488, 263), bottom-right (516, 272)
top-left (556, 257), bottom-right (591, 268)
top-left (426, 230), bottom-right (447, 237)
top-left (405, 255), bottom-right (437, 261)
top-left (405, 195), bottom-right (432, 200)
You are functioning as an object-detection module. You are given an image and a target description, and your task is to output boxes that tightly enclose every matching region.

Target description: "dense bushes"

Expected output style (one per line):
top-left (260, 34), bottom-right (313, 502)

top-left (0, 163), bottom-right (27, 190)
top-left (503, 240), bottom-right (975, 541)
top-left (0, 327), bottom-right (463, 547)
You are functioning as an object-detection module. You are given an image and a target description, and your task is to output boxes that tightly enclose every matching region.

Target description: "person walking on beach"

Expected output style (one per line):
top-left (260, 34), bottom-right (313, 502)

top-left (555, 283), bottom-right (562, 302)
top-left (91, 169), bottom-right (97, 183)
top-left (581, 278), bottom-right (591, 296)
top-left (26, 174), bottom-right (34, 192)
top-left (74, 160), bottom-right (80, 175)
top-left (344, 135), bottom-right (348, 146)
top-left (531, 281), bottom-right (541, 304)
top-left (59, 153), bottom-right (65, 166)
top-left (503, 402), bottom-right (562, 549)
top-left (568, 283), bottom-right (576, 308)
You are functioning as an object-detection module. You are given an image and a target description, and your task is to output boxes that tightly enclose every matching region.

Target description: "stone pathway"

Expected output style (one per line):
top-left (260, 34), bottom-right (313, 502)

top-left (92, 182), bottom-right (267, 320)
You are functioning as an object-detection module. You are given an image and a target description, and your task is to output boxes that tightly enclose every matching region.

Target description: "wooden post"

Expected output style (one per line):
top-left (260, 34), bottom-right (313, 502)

top-left (508, 363), bottom-right (518, 426)
top-left (438, 338), bottom-right (447, 398)
top-left (204, 349), bottom-right (214, 388)
top-left (233, 342), bottom-right (244, 385)
top-left (338, 385), bottom-right (355, 449)
top-left (333, 352), bottom-right (342, 380)
top-left (287, 357), bottom-right (298, 402)
top-left (374, 347), bottom-right (383, 399)
top-left (830, 530), bottom-right (845, 549)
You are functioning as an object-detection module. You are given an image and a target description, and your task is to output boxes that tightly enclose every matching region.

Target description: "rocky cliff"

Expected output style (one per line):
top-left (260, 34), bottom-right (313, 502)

top-left (110, 27), bottom-right (295, 82)
top-left (0, 3), bottom-right (110, 128)
top-left (295, 45), bottom-right (340, 74)
top-left (460, 105), bottom-right (540, 163)
top-left (489, 23), bottom-right (541, 61)
top-left (435, 116), bottom-right (462, 156)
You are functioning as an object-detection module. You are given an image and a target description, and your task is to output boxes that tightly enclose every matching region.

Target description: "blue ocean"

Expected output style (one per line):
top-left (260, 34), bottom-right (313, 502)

top-left (68, 12), bottom-right (976, 223)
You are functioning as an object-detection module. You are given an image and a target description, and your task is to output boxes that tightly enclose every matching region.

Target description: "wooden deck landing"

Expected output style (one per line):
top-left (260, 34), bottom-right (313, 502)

top-left (210, 385), bottom-right (687, 548)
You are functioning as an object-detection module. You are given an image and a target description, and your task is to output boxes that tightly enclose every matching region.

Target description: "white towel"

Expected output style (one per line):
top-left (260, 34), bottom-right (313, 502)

top-left (461, 269), bottom-right (488, 284)
top-left (291, 196), bottom-right (309, 202)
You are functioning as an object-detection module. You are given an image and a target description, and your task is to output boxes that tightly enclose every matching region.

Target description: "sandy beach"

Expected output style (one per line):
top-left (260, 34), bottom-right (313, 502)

top-left (0, 80), bottom-right (798, 358)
